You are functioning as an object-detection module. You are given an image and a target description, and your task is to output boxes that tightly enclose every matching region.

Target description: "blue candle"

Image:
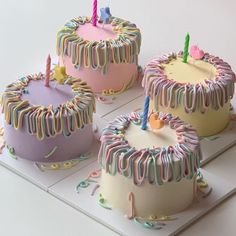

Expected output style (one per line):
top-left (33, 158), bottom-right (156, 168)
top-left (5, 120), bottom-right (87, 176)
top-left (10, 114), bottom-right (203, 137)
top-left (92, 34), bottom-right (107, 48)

top-left (141, 96), bottom-right (150, 130)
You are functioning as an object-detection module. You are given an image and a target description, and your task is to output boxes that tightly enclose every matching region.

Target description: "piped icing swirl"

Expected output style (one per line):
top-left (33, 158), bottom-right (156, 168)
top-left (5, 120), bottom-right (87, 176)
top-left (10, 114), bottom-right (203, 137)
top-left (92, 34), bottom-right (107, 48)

top-left (56, 16), bottom-right (141, 75)
top-left (1, 73), bottom-right (95, 140)
top-left (98, 112), bottom-right (201, 185)
top-left (142, 52), bottom-right (235, 113)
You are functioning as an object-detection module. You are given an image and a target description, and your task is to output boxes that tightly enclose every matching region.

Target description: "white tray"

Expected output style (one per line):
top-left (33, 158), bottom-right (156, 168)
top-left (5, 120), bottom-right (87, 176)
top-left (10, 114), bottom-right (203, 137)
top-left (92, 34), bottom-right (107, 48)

top-left (49, 161), bottom-right (236, 236)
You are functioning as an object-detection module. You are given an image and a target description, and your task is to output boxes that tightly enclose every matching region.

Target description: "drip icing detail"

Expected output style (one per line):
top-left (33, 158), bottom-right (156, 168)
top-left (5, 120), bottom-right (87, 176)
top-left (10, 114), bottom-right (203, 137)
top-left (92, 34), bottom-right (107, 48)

top-left (126, 192), bottom-right (135, 219)
top-left (44, 146), bottom-right (58, 159)
top-left (142, 52), bottom-right (235, 113)
top-left (134, 217), bottom-right (162, 230)
top-left (6, 145), bottom-right (17, 159)
top-left (1, 73), bottom-right (95, 140)
top-left (91, 184), bottom-right (100, 196)
top-left (98, 112), bottom-right (201, 185)
top-left (56, 16), bottom-right (141, 75)
top-left (0, 141), bottom-right (6, 154)
top-left (99, 194), bottom-right (112, 210)
top-left (76, 179), bottom-right (97, 193)
top-left (196, 171), bottom-right (212, 198)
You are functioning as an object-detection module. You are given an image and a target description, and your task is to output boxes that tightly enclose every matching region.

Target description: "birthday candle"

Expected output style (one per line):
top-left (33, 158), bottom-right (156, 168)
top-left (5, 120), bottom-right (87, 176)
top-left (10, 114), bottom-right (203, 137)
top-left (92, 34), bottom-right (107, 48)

top-left (141, 96), bottom-right (150, 130)
top-left (45, 54), bottom-right (51, 87)
top-left (182, 33), bottom-right (190, 63)
top-left (92, 0), bottom-right (97, 26)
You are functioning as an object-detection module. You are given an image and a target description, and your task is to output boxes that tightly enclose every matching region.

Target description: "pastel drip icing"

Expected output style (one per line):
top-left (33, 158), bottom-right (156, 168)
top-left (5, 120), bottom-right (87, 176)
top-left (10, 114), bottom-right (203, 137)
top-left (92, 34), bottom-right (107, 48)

top-left (1, 73), bottom-right (95, 140)
top-left (99, 194), bottom-right (112, 210)
top-left (75, 168), bottom-right (101, 194)
top-left (196, 171), bottom-right (212, 198)
top-left (56, 16), bottom-right (141, 75)
top-left (98, 112), bottom-right (201, 186)
top-left (6, 145), bottom-right (16, 159)
top-left (126, 192), bottom-right (135, 219)
top-left (142, 52), bottom-right (235, 113)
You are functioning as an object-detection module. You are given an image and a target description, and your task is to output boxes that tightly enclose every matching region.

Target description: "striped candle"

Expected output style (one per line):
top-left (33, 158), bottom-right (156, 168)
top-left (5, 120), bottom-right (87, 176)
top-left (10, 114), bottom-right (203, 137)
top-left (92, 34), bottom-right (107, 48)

top-left (45, 54), bottom-right (51, 87)
top-left (141, 96), bottom-right (150, 130)
top-left (92, 0), bottom-right (97, 26)
top-left (182, 33), bottom-right (190, 63)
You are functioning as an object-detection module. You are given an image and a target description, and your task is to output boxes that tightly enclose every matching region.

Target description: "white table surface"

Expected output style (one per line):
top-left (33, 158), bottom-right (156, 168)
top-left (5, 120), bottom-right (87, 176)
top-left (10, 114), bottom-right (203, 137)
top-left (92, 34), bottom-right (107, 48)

top-left (0, 0), bottom-right (236, 235)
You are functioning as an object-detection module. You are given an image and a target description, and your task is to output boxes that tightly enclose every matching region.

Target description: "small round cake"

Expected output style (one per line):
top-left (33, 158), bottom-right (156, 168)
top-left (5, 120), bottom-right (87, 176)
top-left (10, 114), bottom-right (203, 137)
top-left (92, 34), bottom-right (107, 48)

top-left (98, 112), bottom-right (201, 218)
top-left (142, 52), bottom-right (235, 136)
top-left (56, 16), bottom-right (141, 94)
top-left (1, 73), bottom-right (95, 163)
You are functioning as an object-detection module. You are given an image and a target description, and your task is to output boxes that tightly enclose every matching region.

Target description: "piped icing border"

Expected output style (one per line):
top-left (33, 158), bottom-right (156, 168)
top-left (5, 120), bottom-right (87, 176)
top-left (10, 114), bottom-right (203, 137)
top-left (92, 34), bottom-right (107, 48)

top-left (56, 16), bottom-right (141, 74)
top-left (1, 73), bottom-right (95, 140)
top-left (98, 112), bottom-right (201, 185)
top-left (142, 52), bottom-right (235, 113)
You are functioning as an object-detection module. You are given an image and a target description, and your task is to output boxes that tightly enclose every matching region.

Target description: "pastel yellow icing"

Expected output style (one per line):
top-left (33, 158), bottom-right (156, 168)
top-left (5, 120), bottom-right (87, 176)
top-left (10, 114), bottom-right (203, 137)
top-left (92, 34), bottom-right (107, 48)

top-left (150, 100), bottom-right (230, 137)
top-left (164, 57), bottom-right (217, 84)
top-left (151, 56), bottom-right (230, 137)
top-left (150, 100), bottom-right (230, 136)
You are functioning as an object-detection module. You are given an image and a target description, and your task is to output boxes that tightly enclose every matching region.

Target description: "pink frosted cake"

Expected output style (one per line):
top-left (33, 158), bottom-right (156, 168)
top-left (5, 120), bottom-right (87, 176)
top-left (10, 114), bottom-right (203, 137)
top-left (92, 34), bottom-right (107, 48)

top-left (1, 73), bottom-right (95, 163)
top-left (98, 112), bottom-right (202, 219)
top-left (56, 16), bottom-right (141, 94)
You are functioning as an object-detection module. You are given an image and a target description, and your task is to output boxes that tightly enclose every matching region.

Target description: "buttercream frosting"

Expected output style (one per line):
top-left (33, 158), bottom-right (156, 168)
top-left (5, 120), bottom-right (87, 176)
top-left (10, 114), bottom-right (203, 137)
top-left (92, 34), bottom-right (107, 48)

top-left (1, 73), bottom-right (95, 140)
top-left (98, 112), bottom-right (201, 185)
top-left (142, 51), bottom-right (235, 114)
top-left (57, 16), bottom-right (141, 75)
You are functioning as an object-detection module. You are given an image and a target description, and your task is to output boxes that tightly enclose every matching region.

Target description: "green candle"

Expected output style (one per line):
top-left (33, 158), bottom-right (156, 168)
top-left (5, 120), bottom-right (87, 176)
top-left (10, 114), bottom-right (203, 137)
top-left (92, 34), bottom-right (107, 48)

top-left (182, 33), bottom-right (190, 63)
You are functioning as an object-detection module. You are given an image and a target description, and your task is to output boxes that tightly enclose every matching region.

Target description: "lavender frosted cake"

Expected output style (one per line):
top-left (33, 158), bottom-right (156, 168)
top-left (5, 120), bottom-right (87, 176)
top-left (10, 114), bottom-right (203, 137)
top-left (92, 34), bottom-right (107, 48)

top-left (1, 72), bottom-right (95, 163)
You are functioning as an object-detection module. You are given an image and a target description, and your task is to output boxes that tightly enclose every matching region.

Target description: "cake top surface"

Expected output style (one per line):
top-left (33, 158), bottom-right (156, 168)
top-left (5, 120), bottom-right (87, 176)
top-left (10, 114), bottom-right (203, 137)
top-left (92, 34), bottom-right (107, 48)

top-left (21, 79), bottom-right (74, 107)
top-left (163, 56), bottom-right (216, 84)
top-left (98, 112), bottom-right (201, 185)
top-left (142, 51), bottom-right (235, 113)
top-left (125, 122), bottom-right (177, 149)
top-left (1, 73), bottom-right (95, 140)
top-left (56, 16), bottom-right (141, 74)
top-left (76, 22), bottom-right (117, 41)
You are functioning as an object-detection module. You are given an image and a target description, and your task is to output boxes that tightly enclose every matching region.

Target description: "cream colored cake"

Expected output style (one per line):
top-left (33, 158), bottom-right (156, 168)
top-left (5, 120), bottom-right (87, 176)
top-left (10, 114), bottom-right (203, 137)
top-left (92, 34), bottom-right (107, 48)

top-left (98, 112), bottom-right (201, 218)
top-left (143, 52), bottom-right (235, 136)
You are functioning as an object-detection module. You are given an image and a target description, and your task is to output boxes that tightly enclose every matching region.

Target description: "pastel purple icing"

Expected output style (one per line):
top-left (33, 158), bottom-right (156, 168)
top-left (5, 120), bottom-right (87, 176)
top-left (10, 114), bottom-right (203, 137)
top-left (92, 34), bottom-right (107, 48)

top-left (4, 79), bottom-right (94, 163)
top-left (4, 122), bottom-right (93, 162)
top-left (21, 80), bottom-right (73, 107)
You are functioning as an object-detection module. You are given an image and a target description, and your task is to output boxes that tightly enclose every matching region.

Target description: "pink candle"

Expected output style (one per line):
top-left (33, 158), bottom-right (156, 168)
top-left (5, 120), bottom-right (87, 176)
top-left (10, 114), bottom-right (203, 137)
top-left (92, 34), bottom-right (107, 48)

top-left (45, 54), bottom-right (51, 87)
top-left (92, 0), bottom-right (97, 26)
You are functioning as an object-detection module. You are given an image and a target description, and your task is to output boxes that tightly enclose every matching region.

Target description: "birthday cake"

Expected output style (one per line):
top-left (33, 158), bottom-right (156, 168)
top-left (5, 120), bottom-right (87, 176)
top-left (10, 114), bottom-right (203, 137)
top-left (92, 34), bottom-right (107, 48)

top-left (1, 72), bottom-right (95, 163)
top-left (142, 48), bottom-right (235, 136)
top-left (98, 112), bottom-right (201, 218)
top-left (56, 15), bottom-right (142, 94)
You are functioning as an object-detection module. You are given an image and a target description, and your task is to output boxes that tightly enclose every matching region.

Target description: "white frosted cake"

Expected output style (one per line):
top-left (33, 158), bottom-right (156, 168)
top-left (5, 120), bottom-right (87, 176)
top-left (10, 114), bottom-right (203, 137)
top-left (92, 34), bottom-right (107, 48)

top-left (98, 112), bottom-right (201, 218)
